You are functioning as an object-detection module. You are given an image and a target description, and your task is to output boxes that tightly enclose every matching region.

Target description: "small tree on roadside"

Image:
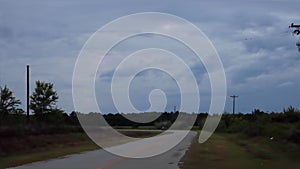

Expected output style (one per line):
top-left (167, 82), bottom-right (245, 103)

top-left (283, 105), bottom-right (299, 114)
top-left (30, 81), bottom-right (59, 116)
top-left (283, 105), bottom-right (299, 123)
top-left (0, 85), bottom-right (21, 116)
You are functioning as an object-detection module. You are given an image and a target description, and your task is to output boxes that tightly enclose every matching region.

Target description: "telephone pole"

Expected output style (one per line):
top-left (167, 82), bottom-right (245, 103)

top-left (26, 65), bottom-right (30, 122)
top-left (230, 95), bottom-right (238, 114)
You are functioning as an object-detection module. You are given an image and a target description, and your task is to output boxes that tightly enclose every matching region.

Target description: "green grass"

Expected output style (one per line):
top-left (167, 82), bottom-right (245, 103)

top-left (182, 132), bottom-right (300, 169)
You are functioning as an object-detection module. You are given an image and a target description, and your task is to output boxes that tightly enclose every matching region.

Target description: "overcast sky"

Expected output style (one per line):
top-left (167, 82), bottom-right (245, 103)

top-left (1, 0), bottom-right (300, 114)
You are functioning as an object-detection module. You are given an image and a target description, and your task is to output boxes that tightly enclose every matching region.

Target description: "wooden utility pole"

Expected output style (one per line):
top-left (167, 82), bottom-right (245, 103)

top-left (26, 65), bottom-right (30, 122)
top-left (230, 95), bottom-right (238, 114)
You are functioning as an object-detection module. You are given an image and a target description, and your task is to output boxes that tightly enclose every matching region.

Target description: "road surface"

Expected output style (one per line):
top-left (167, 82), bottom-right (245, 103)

top-left (10, 131), bottom-right (196, 169)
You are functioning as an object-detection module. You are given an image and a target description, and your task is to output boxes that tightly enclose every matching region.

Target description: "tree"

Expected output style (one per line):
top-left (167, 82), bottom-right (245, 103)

top-left (30, 81), bottom-right (59, 116)
top-left (0, 85), bottom-right (21, 115)
top-left (283, 105), bottom-right (299, 114)
top-left (69, 111), bottom-right (80, 125)
top-left (283, 105), bottom-right (299, 123)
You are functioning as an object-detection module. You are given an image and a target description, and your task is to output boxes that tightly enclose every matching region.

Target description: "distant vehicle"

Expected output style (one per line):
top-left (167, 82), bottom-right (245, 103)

top-left (161, 126), bottom-right (167, 130)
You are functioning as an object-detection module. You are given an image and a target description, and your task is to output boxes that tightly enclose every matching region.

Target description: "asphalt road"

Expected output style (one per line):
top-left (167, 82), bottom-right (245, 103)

top-left (10, 131), bottom-right (196, 169)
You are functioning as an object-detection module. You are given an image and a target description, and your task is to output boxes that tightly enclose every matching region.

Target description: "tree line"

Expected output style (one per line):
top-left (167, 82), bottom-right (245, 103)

top-left (1, 81), bottom-right (300, 145)
top-left (217, 107), bottom-right (300, 144)
top-left (0, 81), bottom-right (79, 126)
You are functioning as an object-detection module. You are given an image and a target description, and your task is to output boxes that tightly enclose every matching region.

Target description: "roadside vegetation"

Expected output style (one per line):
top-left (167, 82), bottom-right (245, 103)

top-left (216, 107), bottom-right (300, 145)
top-left (0, 82), bottom-right (163, 168)
top-left (182, 132), bottom-right (300, 169)
top-left (0, 132), bottom-right (98, 168)
top-left (182, 107), bottom-right (300, 169)
top-left (1, 82), bottom-right (300, 168)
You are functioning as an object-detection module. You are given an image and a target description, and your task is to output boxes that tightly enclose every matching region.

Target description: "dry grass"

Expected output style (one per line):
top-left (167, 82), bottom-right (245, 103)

top-left (182, 132), bottom-right (300, 169)
top-left (0, 130), bottom-right (161, 168)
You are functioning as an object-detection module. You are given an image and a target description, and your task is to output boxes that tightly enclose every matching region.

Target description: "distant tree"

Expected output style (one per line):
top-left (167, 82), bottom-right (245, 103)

top-left (0, 85), bottom-right (21, 116)
top-left (283, 105), bottom-right (299, 114)
top-left (44, 108), bottom-right (65, 124)
top-left (283, 106), bottom-right (299, 123)
top-left (30, 81), bottom-right (59, 116)
top-left (69, 111), bottom-right (80, 125)
top-left (14, 108), bottom-right (25, 115)
top-left (252, 109), bottom-right (264, 115)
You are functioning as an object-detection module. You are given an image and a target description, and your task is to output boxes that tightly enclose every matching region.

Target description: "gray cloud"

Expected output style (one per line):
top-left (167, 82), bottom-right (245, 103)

top-left (1, 0), bottom-right (300, 113)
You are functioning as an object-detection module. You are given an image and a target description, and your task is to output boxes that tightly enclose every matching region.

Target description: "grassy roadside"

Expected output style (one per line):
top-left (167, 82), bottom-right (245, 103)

top-left (1, 143), bottom-right (99, 169)
top-left (0, 130), bottom-right (161, 169)
top-left (182, 131), bottom-right (300, 169)
top-left (0, 132), bottom-right (99, 168)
